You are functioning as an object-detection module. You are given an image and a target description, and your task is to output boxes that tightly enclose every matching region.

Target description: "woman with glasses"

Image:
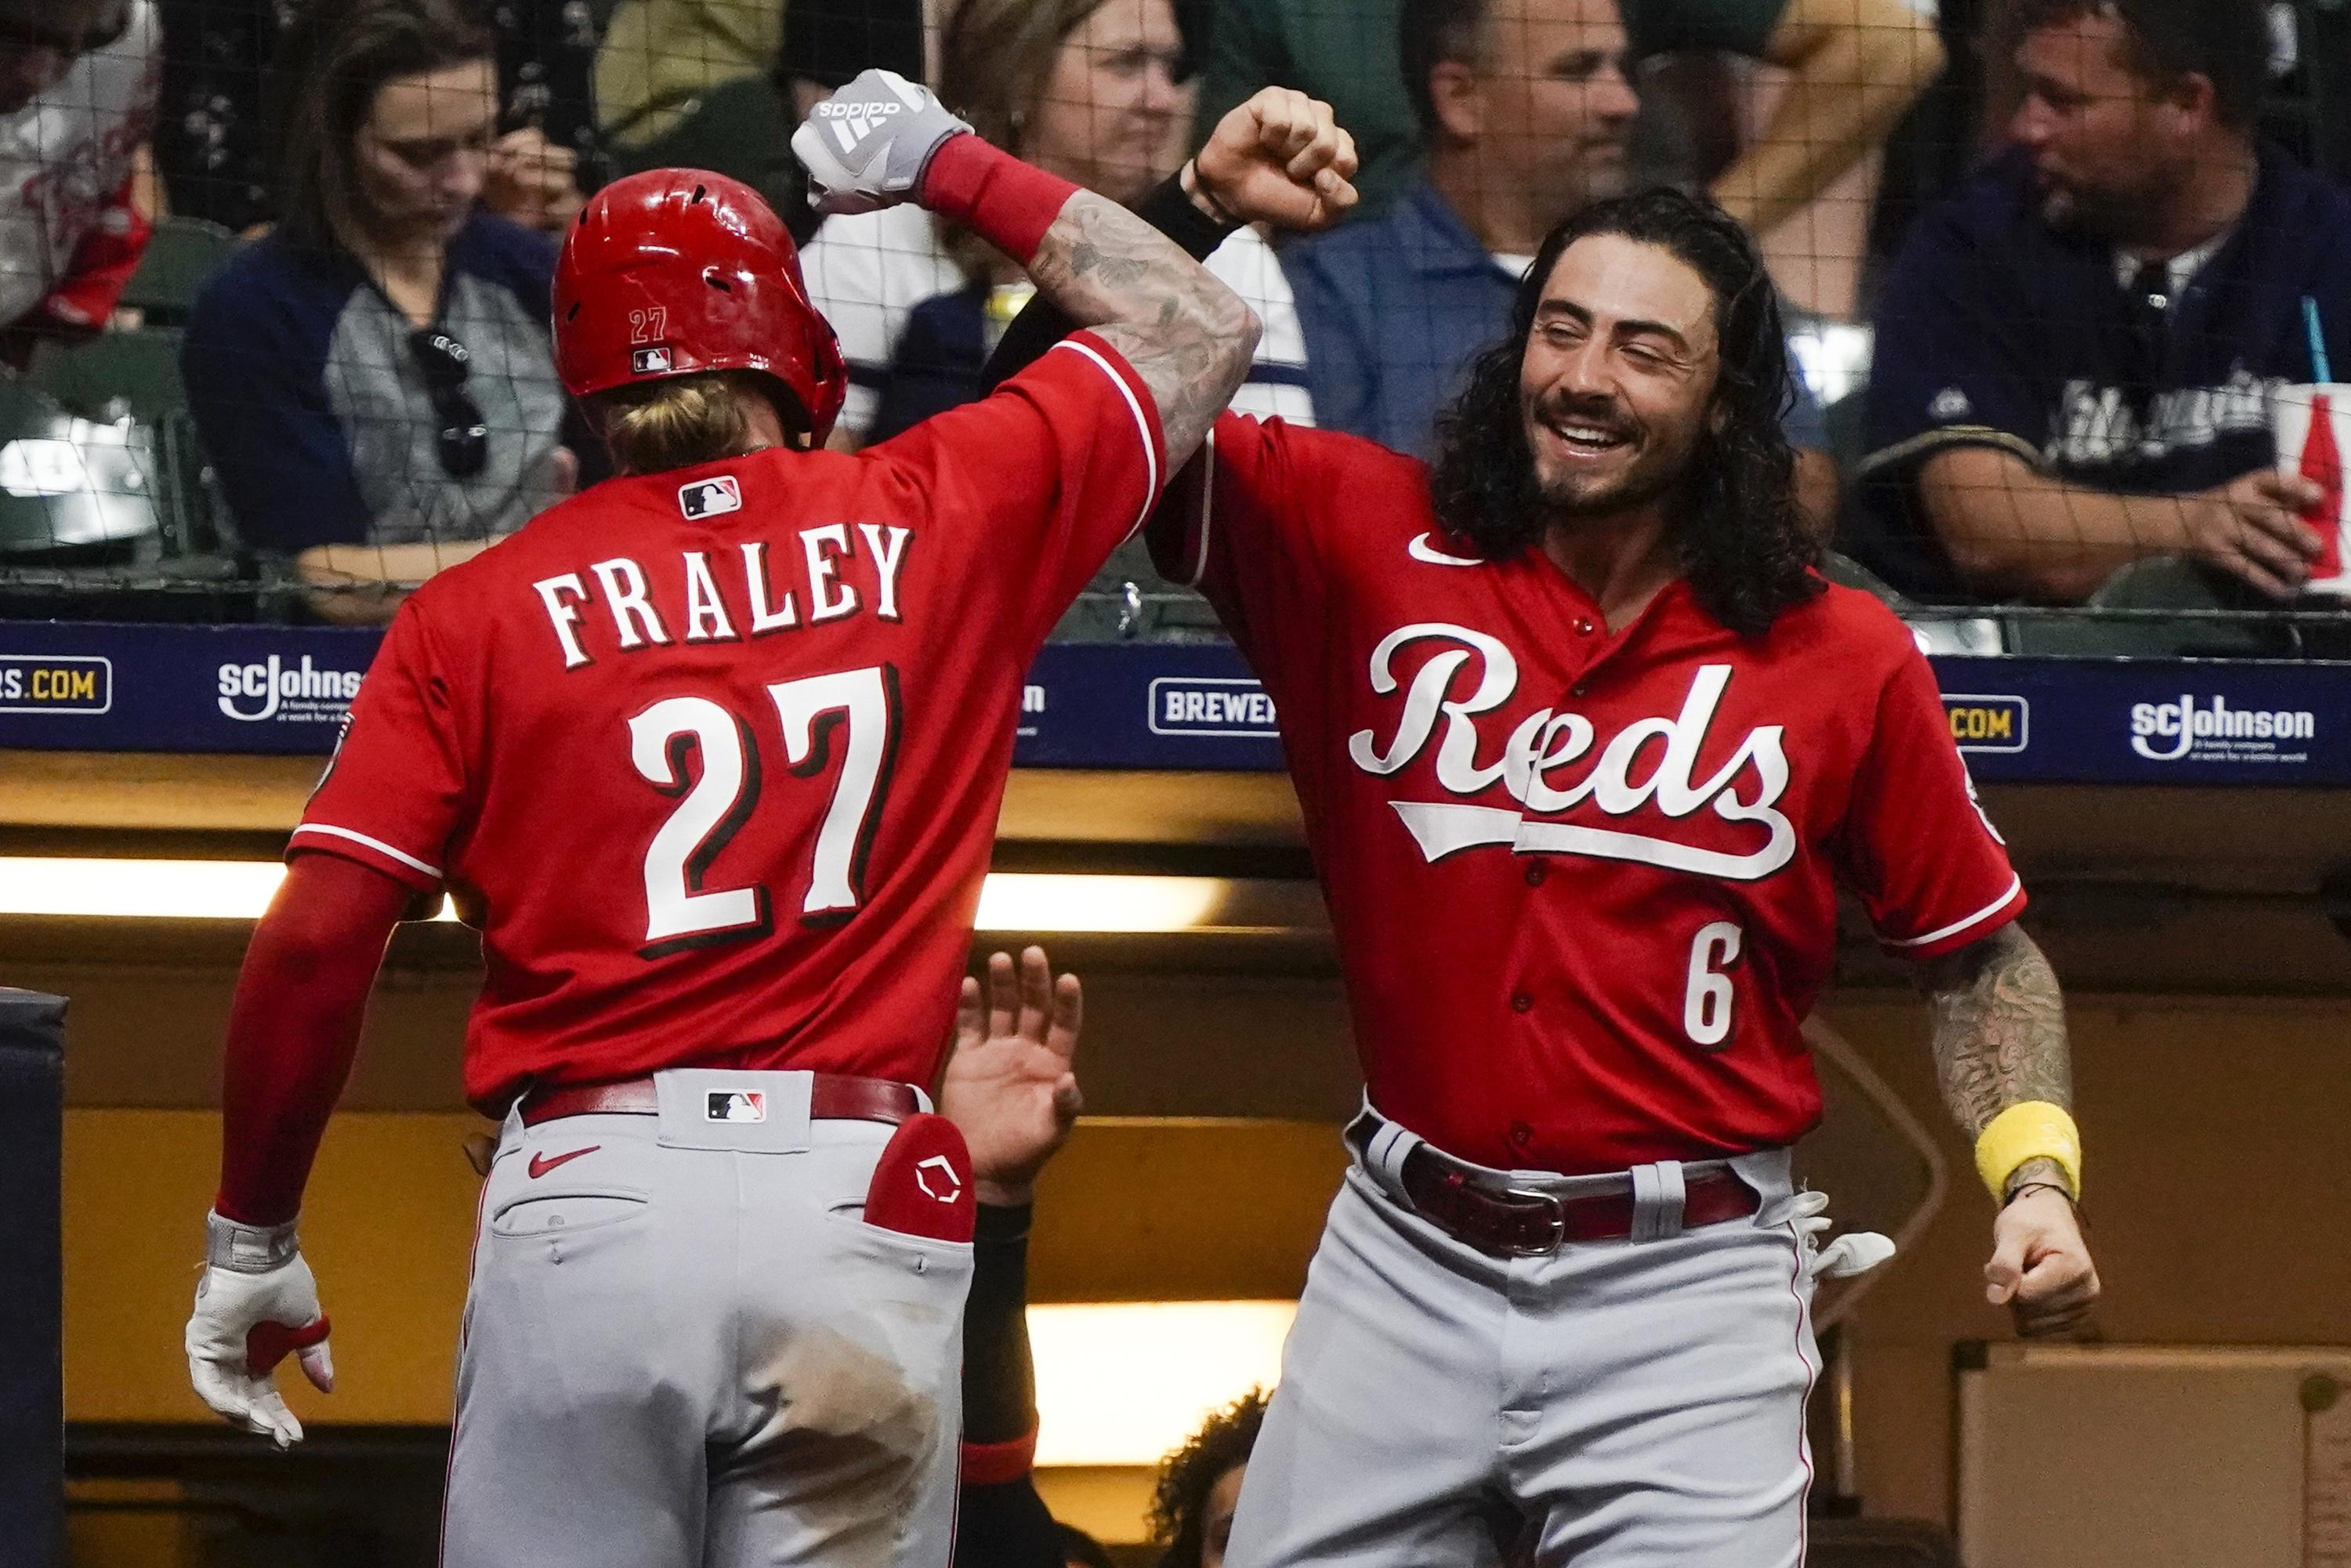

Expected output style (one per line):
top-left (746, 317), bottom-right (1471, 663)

top-left (183, 0), bottom-right (581, 623)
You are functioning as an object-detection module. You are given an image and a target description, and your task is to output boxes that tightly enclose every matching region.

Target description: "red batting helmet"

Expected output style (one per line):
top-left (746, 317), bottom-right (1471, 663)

top-left (553, 168), bottom-right (848, 444)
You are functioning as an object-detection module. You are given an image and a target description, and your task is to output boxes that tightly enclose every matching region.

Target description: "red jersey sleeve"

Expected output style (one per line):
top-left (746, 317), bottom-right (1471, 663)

top-left (288, 602), bottom-right (472, 896)
top-left (1837, 648), bottom-right (2027, 960)
top-left (1146, 412), bottom-right (1362, 687)
top-left (868, 329), bottom-right (1166, 646)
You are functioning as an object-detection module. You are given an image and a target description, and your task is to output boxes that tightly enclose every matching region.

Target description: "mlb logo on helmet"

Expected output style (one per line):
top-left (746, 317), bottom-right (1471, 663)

top-left (632, 346), bottom-right (673, 375)
top-left (706, 1091), bottom-right (766, 1123)
top-left (679, 476), bottom-right (742, 520)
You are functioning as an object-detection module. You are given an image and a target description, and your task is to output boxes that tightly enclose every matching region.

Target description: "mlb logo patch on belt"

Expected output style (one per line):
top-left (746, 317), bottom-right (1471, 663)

top-left (632, 345), bottom-right (673, 374)
top-left (707, 1090), bottom-right (766, 1122)
top-left (678, 475), bottom-right (741, 519)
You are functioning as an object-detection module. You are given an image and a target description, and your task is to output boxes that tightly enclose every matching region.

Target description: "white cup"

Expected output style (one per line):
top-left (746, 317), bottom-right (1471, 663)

top-left (2273, 382), bottom-right (2351, 596)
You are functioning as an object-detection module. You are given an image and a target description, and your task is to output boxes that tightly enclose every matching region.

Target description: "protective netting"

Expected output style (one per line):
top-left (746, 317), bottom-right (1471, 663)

top-left (0, 0), bottom-right (2344, 654)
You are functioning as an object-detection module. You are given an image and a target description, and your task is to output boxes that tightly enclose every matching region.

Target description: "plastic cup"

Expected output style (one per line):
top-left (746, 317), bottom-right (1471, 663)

top-left (2273, 382), bottom-right (2351, 596)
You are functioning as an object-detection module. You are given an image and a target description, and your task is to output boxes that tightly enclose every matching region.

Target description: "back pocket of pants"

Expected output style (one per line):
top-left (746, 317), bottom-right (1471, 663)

top-left (489, 1190), bottom-right (649, 1238)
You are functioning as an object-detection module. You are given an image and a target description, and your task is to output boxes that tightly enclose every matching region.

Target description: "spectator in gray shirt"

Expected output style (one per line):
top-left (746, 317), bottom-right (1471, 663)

top-left (183, 0), bottom-right (580, 623)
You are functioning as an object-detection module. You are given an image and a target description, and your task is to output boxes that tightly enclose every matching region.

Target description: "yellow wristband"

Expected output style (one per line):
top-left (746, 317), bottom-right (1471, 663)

top-left (1973, 1101), bottom-right (2082, 1202)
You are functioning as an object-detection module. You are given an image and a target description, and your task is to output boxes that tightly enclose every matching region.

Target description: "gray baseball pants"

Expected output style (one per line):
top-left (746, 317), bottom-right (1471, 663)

top-left (1227, 1107), bottom-right (1821, 1568)
top-left (440, 1070), bottom-right (973, 1568)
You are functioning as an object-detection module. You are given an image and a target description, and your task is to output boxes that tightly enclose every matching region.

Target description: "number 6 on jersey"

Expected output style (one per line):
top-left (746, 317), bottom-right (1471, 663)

top-left (628, 664), bottom-right (900, 955)
top-left (1683, 921), bottom-right (1742, 1049)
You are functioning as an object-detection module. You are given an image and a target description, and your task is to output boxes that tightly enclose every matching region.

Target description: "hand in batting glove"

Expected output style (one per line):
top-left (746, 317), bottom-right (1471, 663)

top-left (937, 947), bottom-right (1083, 1208)
top-left (186, 1211), bottom-right (335, 1448)
top-left (1190, 87), bottom-right (1361, 234)
top-left (791, 68), bottom-right (973, 218)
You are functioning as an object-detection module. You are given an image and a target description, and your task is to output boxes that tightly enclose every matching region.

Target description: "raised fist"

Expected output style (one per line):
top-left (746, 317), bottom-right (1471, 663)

top-left (791, 68), bottom-right (975, 218)
top-left (1193, 87), bottom-right (1360, 234)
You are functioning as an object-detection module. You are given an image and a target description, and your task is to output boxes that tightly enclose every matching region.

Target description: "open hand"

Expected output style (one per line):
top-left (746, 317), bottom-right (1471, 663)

top-left (1192, 87), bottom-right (1360, 234)
top-left (1985, 1187), bottom-right (2099, 1337)
top-left (936, 947), bottom-right (1083, 1205)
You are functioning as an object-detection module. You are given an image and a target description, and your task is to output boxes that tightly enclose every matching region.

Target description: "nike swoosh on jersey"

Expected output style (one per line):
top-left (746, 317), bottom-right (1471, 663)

top-left (1407, 533), bottom-right (1484, 567)
top-left (527, 1146), bottom-right (600, 1179)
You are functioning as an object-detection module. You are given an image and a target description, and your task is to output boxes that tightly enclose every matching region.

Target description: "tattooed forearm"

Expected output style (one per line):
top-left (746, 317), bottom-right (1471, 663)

top-left (1023, 191), bottom-right (1259, 465)
top-left (1918, 924), bottom-right (2072, 1170)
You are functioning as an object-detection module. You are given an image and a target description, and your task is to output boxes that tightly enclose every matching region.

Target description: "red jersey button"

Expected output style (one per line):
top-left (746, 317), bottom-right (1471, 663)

top-left (1524, 863), bottom-right (1546, 886)
top-left (1509, 1121), bottom-right (1533, 1147)
top-left (1573, 617), bottom-right (1596, 636)
top-left (1510, 991), bottom-right (1534, 1013)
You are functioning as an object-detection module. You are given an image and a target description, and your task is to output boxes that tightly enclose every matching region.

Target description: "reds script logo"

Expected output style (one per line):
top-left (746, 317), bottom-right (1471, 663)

top-left (1347, 624), bottom-right (1795, 881)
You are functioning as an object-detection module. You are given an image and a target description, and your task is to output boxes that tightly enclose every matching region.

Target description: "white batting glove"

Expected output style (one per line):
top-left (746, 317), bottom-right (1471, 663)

top-left (1762, 1190), bottom-right (1896, 1281)
top-left (790, 68), bottom-right (973, 217)
top-left (185, 1211), bottom-right (335, 1449)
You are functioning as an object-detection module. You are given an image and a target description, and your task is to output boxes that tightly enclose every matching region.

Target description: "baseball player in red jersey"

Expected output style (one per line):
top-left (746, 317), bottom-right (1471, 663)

top-left (179, 70), bottom-right (1357, 1568)
top-left (1122, 188), bottom-right (2099, 1564)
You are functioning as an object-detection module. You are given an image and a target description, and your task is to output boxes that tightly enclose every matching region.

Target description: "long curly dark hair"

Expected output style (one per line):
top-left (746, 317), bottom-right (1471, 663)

top-left (1150, 1389), bottom-right (1269, 1568)
top-left (1426, 186), bottom-right (1822, 637)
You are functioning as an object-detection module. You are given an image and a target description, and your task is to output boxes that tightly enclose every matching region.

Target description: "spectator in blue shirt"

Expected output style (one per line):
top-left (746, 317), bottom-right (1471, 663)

top-left (183, 0), bottom-right (579, 623)
top-left (1853, 0), bottom-right (2346, 604)
top-left (1281, 0), bottom-right (1835, 524)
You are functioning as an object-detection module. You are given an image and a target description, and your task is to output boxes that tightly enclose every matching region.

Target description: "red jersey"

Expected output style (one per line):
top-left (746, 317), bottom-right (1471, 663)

top-left (294, 335), bottom-right (1165, 1110)
top-left (1153, 415), bottom-right (2024, 1174)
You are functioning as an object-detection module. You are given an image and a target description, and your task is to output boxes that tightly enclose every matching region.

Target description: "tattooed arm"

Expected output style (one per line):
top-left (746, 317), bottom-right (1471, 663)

top-left (1914, 923), bottom-right (2101, 1335)
top-left (1918, 922), bottom-right (2074, 1195)
top-left (793, 68), bottom-right (1260, 465)
top-left (1019, 190), bottom-right (1259, 465)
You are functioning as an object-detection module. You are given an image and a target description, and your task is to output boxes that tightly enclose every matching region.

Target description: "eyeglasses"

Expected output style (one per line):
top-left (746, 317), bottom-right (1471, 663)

top-left (408, 329), bottom-right (490, 479)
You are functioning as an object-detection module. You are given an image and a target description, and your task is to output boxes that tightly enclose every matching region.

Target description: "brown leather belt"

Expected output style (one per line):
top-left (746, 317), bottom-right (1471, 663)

top-left (1400, 1146), bottom-right (1759, 1258)
top-left (518, 1073), bottom-right (921, 1128)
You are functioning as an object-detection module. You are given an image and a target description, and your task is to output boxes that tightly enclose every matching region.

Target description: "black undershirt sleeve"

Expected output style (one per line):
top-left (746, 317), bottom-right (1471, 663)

top-left (979, 172), bottom-right (1237, 396)
top-left (962, 1200), bottom-right (1037, 1443)
top-left (954, 1201), bottom-right (1061, 1568)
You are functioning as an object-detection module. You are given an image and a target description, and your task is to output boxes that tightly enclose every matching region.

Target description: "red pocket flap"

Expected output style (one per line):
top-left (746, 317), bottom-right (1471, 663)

top-left (862, 1112), bottom-right (976, 1244)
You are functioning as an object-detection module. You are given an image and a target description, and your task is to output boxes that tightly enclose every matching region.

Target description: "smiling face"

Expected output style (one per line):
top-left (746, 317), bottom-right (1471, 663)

top-left (1517, 232), bottom-right (1720, 523)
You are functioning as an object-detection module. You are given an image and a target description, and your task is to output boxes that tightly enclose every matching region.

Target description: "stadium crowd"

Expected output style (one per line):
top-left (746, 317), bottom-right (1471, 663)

top-left (2, 0), bottom-right (2338, 1558)
top-left (0, 0), bottom-right (2344, 628)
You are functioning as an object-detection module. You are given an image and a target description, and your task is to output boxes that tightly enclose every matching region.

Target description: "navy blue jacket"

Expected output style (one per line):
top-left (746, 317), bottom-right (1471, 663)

top-left (1855, 147), bottom-right (2351, 600)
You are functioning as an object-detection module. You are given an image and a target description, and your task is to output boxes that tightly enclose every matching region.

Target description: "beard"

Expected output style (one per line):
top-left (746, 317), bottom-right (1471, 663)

top-left (2032, 163), bottom-right (2171, 248)
top-left (1521, 389), bottom-right (1699, 524)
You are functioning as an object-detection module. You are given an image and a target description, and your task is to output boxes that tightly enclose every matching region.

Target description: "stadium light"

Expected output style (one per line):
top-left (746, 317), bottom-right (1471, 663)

top-left (1028, 1300), bottom-right (1295, 1468)
top-left (0, 859), bottom-right (1245, 932)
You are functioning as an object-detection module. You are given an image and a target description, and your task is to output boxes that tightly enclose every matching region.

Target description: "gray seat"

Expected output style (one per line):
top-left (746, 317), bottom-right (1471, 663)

top-left (119, 217), bottom-right (239, 325)
top-left (1819, 549), bottom-right (1911, 610)
top-left (2009, 556), bottom-right (2297, 658)
top-left (27, 327), bottom-right (186, 425)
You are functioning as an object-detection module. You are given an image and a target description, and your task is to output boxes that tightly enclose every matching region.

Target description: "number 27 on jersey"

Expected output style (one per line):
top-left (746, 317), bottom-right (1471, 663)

top-left (626, 664), bottom-right (900, 958)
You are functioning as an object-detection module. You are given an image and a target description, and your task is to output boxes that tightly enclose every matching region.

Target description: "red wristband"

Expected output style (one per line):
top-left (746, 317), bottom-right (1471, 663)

top-left (959, 1429), bottom-right (1039, 1487)
top-left (918, 135), bottom-right (1080, 267)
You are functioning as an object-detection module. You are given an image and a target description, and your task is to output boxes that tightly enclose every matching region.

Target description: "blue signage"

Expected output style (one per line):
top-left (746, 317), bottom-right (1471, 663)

top-left (0, 621), bottom-right (2345, 786)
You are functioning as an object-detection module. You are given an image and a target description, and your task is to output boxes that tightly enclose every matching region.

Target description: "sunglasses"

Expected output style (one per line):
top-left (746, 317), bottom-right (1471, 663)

top-left (408, 329), bottom-right (490, 479)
